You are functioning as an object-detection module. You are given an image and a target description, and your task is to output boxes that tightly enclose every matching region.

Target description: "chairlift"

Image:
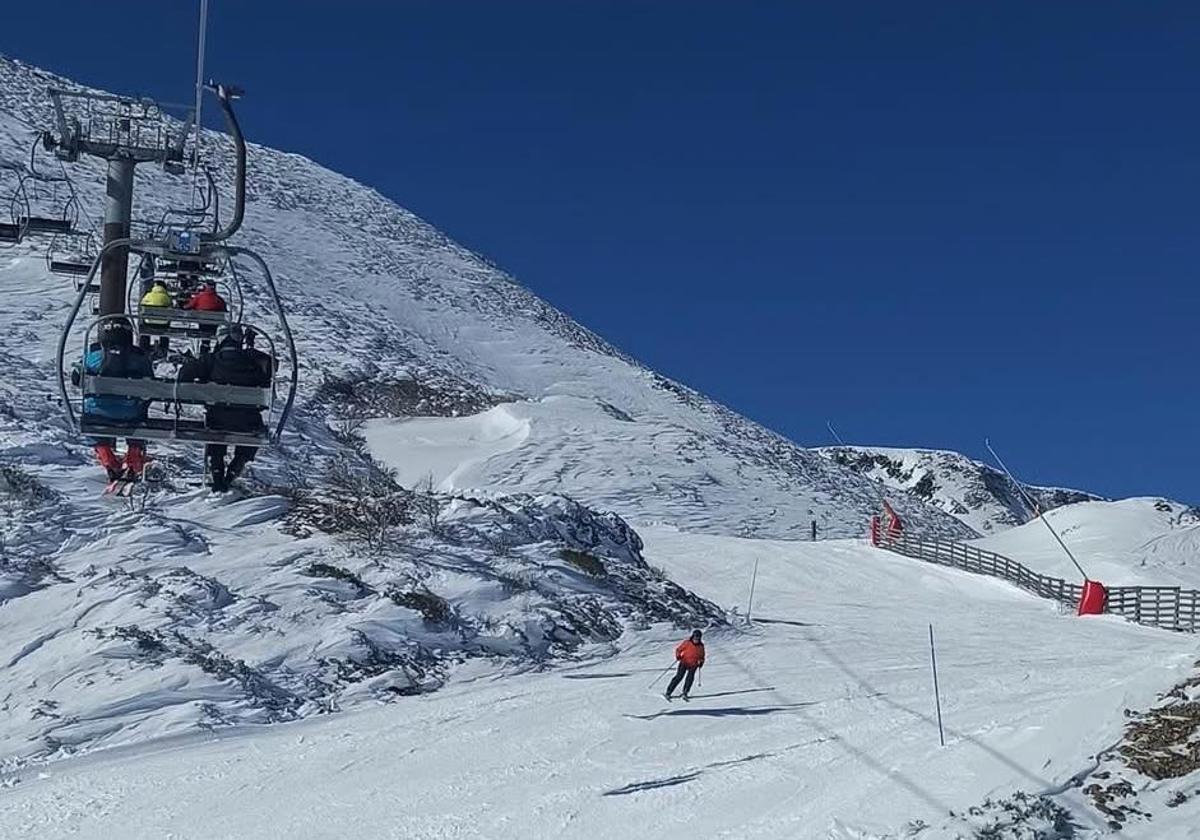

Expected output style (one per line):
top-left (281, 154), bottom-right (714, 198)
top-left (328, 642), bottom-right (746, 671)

top-left (127, 249), bottom-right (245, 341)
top-left (46, 229), bottom-right (100, 287)
top-left (57, 238), bottom-right (297, 450)
top-left (74, 315), bottom-right (278, 448)
top-left (0, 160), bottom-right (27, 243)
top-left (18, 140), bottom-right (81, 235)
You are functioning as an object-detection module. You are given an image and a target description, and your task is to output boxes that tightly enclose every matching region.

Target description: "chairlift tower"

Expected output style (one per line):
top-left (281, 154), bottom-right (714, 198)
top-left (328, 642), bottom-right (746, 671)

top-left (41, 89), bottom-right (195, 316)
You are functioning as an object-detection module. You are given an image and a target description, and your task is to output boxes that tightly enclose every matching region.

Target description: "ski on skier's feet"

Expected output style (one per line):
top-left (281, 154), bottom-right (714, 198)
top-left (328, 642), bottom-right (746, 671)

top-left (103, 479), bottom-right (137, 498)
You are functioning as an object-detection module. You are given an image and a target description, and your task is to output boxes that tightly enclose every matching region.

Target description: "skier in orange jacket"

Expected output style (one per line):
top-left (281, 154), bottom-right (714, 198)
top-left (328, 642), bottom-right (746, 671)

top-left (665, 629), bottom-right (705, 701)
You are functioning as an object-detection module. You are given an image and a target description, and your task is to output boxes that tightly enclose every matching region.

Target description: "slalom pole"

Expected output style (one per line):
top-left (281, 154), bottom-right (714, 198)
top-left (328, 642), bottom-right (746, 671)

top-left (984, 438), bottom-right (1089, 581)
top-left (648, 662), bottom-right (674, 689)
top-left (745, 557), bottom-right (760, 625)
top-left (928, 624), bottom-right (945, 747)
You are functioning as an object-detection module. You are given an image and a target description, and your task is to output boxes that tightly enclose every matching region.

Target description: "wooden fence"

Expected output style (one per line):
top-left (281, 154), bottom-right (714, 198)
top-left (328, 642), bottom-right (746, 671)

top-left (877, 532), bottom-right (1199, 633)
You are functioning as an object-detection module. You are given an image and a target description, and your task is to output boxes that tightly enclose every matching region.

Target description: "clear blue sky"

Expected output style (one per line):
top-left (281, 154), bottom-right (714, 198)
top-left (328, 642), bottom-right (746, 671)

top-left (4, 2), bottom-right (1198, 503)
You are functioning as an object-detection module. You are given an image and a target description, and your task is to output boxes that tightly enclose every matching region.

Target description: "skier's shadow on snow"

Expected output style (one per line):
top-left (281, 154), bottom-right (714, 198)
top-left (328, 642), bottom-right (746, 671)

top-left (601, 740), bottom-right (827, 796)
top-left (625, 702), bottom-right (816, 721)
top-left (754, 617), bottom-right (820, 628)
top-left (561, 672), bottom-right (634, 680)
top-left (602, 771), bottom-right (702, 796)
top-left (681, 686), bottom-right (777, 700)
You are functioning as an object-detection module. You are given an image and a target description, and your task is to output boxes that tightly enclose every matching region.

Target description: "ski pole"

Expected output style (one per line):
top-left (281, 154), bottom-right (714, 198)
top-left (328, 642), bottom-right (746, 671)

top-left (648, 662), bottom-right (674, 689)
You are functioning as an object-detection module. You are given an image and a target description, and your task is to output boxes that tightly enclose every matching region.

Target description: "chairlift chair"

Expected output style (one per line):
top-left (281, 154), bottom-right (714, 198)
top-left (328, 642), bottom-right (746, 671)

top-left (128, 249), bottom-right (244, 341)
top-left (58, 239), bottom-right (297, 450)
top-left (18, 139), bottom-right (81, 235)
top-left (46, 229), bottom-right (100, 285)
top-left (76, 316), bottom-right (277, 448)
top-left (0, 160), bottom-right (31, 243)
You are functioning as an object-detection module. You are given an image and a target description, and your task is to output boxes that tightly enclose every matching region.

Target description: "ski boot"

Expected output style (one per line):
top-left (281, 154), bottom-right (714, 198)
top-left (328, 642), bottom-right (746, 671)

top-left (94, 444), bottom-right (124, 483)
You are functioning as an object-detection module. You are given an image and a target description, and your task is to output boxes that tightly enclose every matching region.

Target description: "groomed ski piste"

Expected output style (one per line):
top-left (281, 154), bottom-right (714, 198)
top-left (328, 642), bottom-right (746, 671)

top-left (0, 517), bottom-right (1196, 839)
top-left (3, 53), bottom-right (1200, 838)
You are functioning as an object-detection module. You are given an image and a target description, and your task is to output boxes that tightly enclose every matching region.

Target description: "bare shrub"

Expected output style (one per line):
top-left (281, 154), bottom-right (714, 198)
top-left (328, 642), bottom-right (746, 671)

top-left (413, 474), bottom-right (445, 535)
top-left (559, 548), bottom-right (607, 577)
top-left (388, 587), bottom-right (452, 625)
top-left (285, 455), bottom-right (413, 552)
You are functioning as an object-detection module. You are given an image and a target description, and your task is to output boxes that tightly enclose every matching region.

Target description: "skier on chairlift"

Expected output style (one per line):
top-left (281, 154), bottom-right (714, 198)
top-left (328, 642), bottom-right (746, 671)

top-left (183, 279), bottom-right (227, 314)
top-left (183, 279), bottom-right (228, 350)
top-left (178, 324), bottom-right (273, 492)
top-left (665, 629), bottom-right (705, 701)
top-left (139, 280), bottom-right (173, 356)
top-left (71, 318), bottom-right (154, 483)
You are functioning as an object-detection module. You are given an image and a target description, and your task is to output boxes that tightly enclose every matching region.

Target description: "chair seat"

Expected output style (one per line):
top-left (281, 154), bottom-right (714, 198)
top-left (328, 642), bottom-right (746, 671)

top-left (20, 217), bottom-right (73, 234)
top-left (137, 306), bottom-right (230, 326)
top-left (84, 376), bottom-right (271, 408)
top-left (51, 260), bottom-right (93, 277)
top-left (80, 416), bottom-right (268, 447)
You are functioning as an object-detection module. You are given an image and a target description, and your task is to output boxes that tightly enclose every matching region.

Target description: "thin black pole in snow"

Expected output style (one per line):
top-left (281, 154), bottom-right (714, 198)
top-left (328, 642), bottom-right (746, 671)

top-left (929, 624), bottom-right (946, 747)
top-left (746, 558), bottom-right (759, 625)
top-left (985, 438), bottom-right (1089, 581)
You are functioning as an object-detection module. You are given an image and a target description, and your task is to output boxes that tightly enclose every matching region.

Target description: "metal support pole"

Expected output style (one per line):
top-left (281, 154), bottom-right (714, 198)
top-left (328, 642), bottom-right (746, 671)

top-left (829, 419), bottom-right (890, 518)
top-left (985, 438), bottom-right (1089, 581)
top-left (99, 159), bottom-right (135, 316)
top-left (929, 624), bottom-right (946, 747)
top-left (192, 0), bottom-right (209, 173)
top-left (826, 420), bottom-right (845, 446)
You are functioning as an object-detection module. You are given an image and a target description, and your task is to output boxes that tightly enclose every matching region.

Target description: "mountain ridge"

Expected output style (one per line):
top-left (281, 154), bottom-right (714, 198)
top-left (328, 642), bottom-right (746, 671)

top-left (819, 444), bottom-right (1103, 534)
top-left (0, 52), bottom-right (978, 541)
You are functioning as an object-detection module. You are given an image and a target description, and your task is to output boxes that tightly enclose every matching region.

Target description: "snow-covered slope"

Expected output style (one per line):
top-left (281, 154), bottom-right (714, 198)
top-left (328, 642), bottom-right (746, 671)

top-left (5, 52), bottom-right (1200, 838)
top-left (0, 52), bottom-right (988, 768)
top-left (1, 530), bottom-right (1195, 839)
top-left (0, 54), bottom-right (976, 543)
top-left (820, 445), bottom-right (1101, 535)
top-left (973, 497), bottom-right (1200, 588)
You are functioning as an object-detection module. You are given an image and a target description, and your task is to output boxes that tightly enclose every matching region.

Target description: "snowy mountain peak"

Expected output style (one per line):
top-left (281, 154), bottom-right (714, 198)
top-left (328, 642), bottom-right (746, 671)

top-left (818, 445), bottom-right (1102, 534)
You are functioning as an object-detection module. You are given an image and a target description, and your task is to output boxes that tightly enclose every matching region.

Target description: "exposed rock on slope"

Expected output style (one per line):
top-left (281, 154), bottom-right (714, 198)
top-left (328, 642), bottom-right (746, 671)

top-left (820, 445), bottom-right (1100, 535)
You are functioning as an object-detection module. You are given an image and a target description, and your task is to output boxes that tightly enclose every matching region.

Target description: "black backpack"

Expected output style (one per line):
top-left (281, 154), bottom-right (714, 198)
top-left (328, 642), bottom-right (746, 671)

top-left (98, 345), bottom-right (150, 380)
top-left (210, 346), bottom-right (270, 389)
